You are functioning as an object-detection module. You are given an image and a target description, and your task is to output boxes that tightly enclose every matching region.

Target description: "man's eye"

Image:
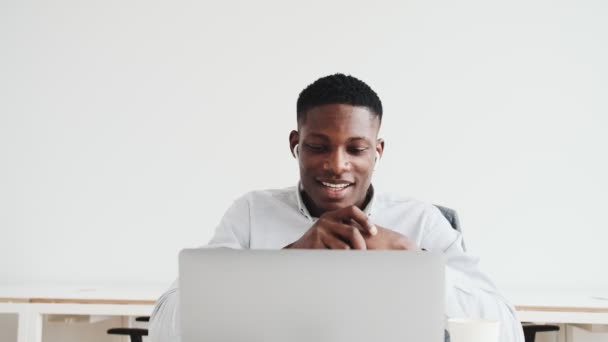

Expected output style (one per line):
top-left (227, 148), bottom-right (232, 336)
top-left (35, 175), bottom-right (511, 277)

top-left (349, 147), bottom-right (369, 155)
top-left (304, 144), bottom-right (326, 152)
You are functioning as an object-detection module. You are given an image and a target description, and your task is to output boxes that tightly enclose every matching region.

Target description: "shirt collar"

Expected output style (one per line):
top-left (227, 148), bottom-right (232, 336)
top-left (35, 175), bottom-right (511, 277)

top-left (295, 182), bottom-right (377, 222)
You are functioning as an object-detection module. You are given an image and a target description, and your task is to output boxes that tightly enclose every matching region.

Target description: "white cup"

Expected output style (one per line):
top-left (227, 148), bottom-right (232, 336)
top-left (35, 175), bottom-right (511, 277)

top-left (447, 318), bottom-right (500, 342)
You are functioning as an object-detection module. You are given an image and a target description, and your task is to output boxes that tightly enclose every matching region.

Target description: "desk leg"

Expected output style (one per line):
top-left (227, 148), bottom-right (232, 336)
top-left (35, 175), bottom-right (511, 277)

top-left (16, 306), bottom-right (28, 342)
top-left (18, 306), bottom-right (43, 342)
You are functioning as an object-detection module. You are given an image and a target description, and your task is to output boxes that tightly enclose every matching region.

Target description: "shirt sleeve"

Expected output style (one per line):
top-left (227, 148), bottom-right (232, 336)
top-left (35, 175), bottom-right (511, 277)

top-left (149, 195), bottom-right (251, 342)
top-left (149, 280), bottom-right (180, 342)
top-left (421, 205), bottom-right (525, 342)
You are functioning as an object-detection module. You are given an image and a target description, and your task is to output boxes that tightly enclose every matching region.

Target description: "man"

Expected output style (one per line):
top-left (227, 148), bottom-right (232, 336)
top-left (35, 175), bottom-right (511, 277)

top-left (149, 74), bottom-right (525, 342)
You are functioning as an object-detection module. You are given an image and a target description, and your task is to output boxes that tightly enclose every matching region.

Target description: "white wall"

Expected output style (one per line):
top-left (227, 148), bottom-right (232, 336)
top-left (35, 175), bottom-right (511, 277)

top-left (1, 0), bottom-right (607, 294)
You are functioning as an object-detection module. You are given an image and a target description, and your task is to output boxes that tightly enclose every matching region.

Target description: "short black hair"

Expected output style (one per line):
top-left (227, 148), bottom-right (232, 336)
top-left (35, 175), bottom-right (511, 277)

top-left (296, 73), bottom-right (383, 124)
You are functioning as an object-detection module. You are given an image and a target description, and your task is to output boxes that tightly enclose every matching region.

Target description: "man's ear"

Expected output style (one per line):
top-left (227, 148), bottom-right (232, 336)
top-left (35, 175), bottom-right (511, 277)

top-left (289, 130), bottom-right (300, 158)
top-left (376, 138), bottom-right (385, 159)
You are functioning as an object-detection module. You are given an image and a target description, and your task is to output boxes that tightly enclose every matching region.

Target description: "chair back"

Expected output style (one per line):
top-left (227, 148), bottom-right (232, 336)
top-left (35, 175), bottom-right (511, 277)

top-left (433, 204), bottom-right (466, 251)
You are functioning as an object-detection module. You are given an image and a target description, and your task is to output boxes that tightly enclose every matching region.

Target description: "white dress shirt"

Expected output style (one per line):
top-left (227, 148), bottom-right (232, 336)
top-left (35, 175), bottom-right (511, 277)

top-left (149, 185), bottom-right (525, 342)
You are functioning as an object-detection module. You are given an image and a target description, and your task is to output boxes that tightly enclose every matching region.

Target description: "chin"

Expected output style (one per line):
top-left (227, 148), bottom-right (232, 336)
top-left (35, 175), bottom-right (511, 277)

top-left (317, 198), bottom-right (358, 212)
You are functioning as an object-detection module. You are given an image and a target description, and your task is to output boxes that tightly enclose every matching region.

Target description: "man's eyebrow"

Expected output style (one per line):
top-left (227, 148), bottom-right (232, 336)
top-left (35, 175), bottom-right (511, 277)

top-left (304, 133), bottom-right (330, 140)
top-left (304, 134), bottom-right (372, 143)
top-left (347, 136), bottom-right (372, 143)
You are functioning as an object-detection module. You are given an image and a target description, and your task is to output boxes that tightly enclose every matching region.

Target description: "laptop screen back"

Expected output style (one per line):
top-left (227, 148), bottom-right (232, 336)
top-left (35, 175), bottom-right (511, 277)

top-left (179, 249), bottom-right (444, 342)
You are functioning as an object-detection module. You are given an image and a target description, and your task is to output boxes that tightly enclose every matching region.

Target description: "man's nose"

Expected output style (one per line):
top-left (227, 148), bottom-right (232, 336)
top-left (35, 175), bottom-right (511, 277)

top-left (323, 149), bottom-right (351, 174)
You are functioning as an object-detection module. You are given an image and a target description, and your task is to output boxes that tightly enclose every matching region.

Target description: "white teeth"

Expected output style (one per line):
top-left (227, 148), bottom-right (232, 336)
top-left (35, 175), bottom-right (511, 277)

top-left (321, 181), bottom-right (350, 189)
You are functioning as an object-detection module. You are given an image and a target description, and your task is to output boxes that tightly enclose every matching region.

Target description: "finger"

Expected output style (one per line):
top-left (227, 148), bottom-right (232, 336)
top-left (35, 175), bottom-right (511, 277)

top-left (322, 221), bottom-right (367, 250)
top-left (344, 224), bottom-right (367, 250)
top-left (320, 231), bottom-right (351, 250)
top-left (332, 206), bottom-right (377, 236)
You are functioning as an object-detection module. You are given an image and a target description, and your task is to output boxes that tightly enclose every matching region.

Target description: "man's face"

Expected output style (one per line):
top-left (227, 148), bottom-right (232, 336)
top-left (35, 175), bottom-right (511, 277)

top-left (290, 104), bottom-right (384, 216)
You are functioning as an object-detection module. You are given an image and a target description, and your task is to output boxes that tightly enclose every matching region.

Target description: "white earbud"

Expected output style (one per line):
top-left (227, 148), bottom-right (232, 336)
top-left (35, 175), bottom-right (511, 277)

top-left (374, 151), bottom-right (381, 171)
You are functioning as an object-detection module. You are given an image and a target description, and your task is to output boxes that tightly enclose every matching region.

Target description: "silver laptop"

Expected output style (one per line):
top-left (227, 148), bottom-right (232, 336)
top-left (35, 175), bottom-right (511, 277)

top-left (179, 249), bottom-right (444, 342)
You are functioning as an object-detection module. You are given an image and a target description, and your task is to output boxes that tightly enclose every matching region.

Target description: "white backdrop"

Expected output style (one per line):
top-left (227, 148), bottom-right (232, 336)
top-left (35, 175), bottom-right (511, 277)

top-left (1, 0), bottom-right (607, 293)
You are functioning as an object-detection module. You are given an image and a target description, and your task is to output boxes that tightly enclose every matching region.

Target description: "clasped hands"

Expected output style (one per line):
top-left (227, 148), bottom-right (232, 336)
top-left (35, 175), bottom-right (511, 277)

top-left (286, 206), bottom-right (420, 251)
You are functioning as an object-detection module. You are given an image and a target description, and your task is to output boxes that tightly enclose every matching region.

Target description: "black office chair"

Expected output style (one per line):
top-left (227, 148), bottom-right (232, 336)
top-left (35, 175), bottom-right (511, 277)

top-left (434, 204), bottom-right (559, 342)
top-left (107, 316), bottom-right (149, 342)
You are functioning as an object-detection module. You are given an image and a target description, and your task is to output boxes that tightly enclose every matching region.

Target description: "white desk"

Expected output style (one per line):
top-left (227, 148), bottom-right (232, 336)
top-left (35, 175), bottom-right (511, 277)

top-left (0, 286), bottom-right (165, 342)
top-left (511, 292), bottom-right (608, 325)
top-left (2, 288), bottom-right (608, 342)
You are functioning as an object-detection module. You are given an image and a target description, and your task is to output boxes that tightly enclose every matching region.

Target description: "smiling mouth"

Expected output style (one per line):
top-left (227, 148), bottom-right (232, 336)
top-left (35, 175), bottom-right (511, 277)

top-left (321, 181), bottom-right (351, 189)
top-left (317, 179), bottom-right (355, 200)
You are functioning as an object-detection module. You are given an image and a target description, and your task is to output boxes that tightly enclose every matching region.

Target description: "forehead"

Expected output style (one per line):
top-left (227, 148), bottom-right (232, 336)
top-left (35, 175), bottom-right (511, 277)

top-left (299, 104), bottom-right (380, 139)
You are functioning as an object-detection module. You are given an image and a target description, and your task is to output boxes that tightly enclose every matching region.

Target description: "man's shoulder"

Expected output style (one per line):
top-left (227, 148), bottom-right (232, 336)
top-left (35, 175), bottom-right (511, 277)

top-left (374, 190), bottom-right (438, 215)
top-left (238, 185), bottom-right (298, 207)
top-left (374, 190), bottom-right (429, 207)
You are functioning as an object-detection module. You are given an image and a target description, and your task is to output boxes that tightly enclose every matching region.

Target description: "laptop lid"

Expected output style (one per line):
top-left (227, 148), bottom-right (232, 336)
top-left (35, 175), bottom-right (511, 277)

top-left (179, 249), bottom-right (444, 342)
